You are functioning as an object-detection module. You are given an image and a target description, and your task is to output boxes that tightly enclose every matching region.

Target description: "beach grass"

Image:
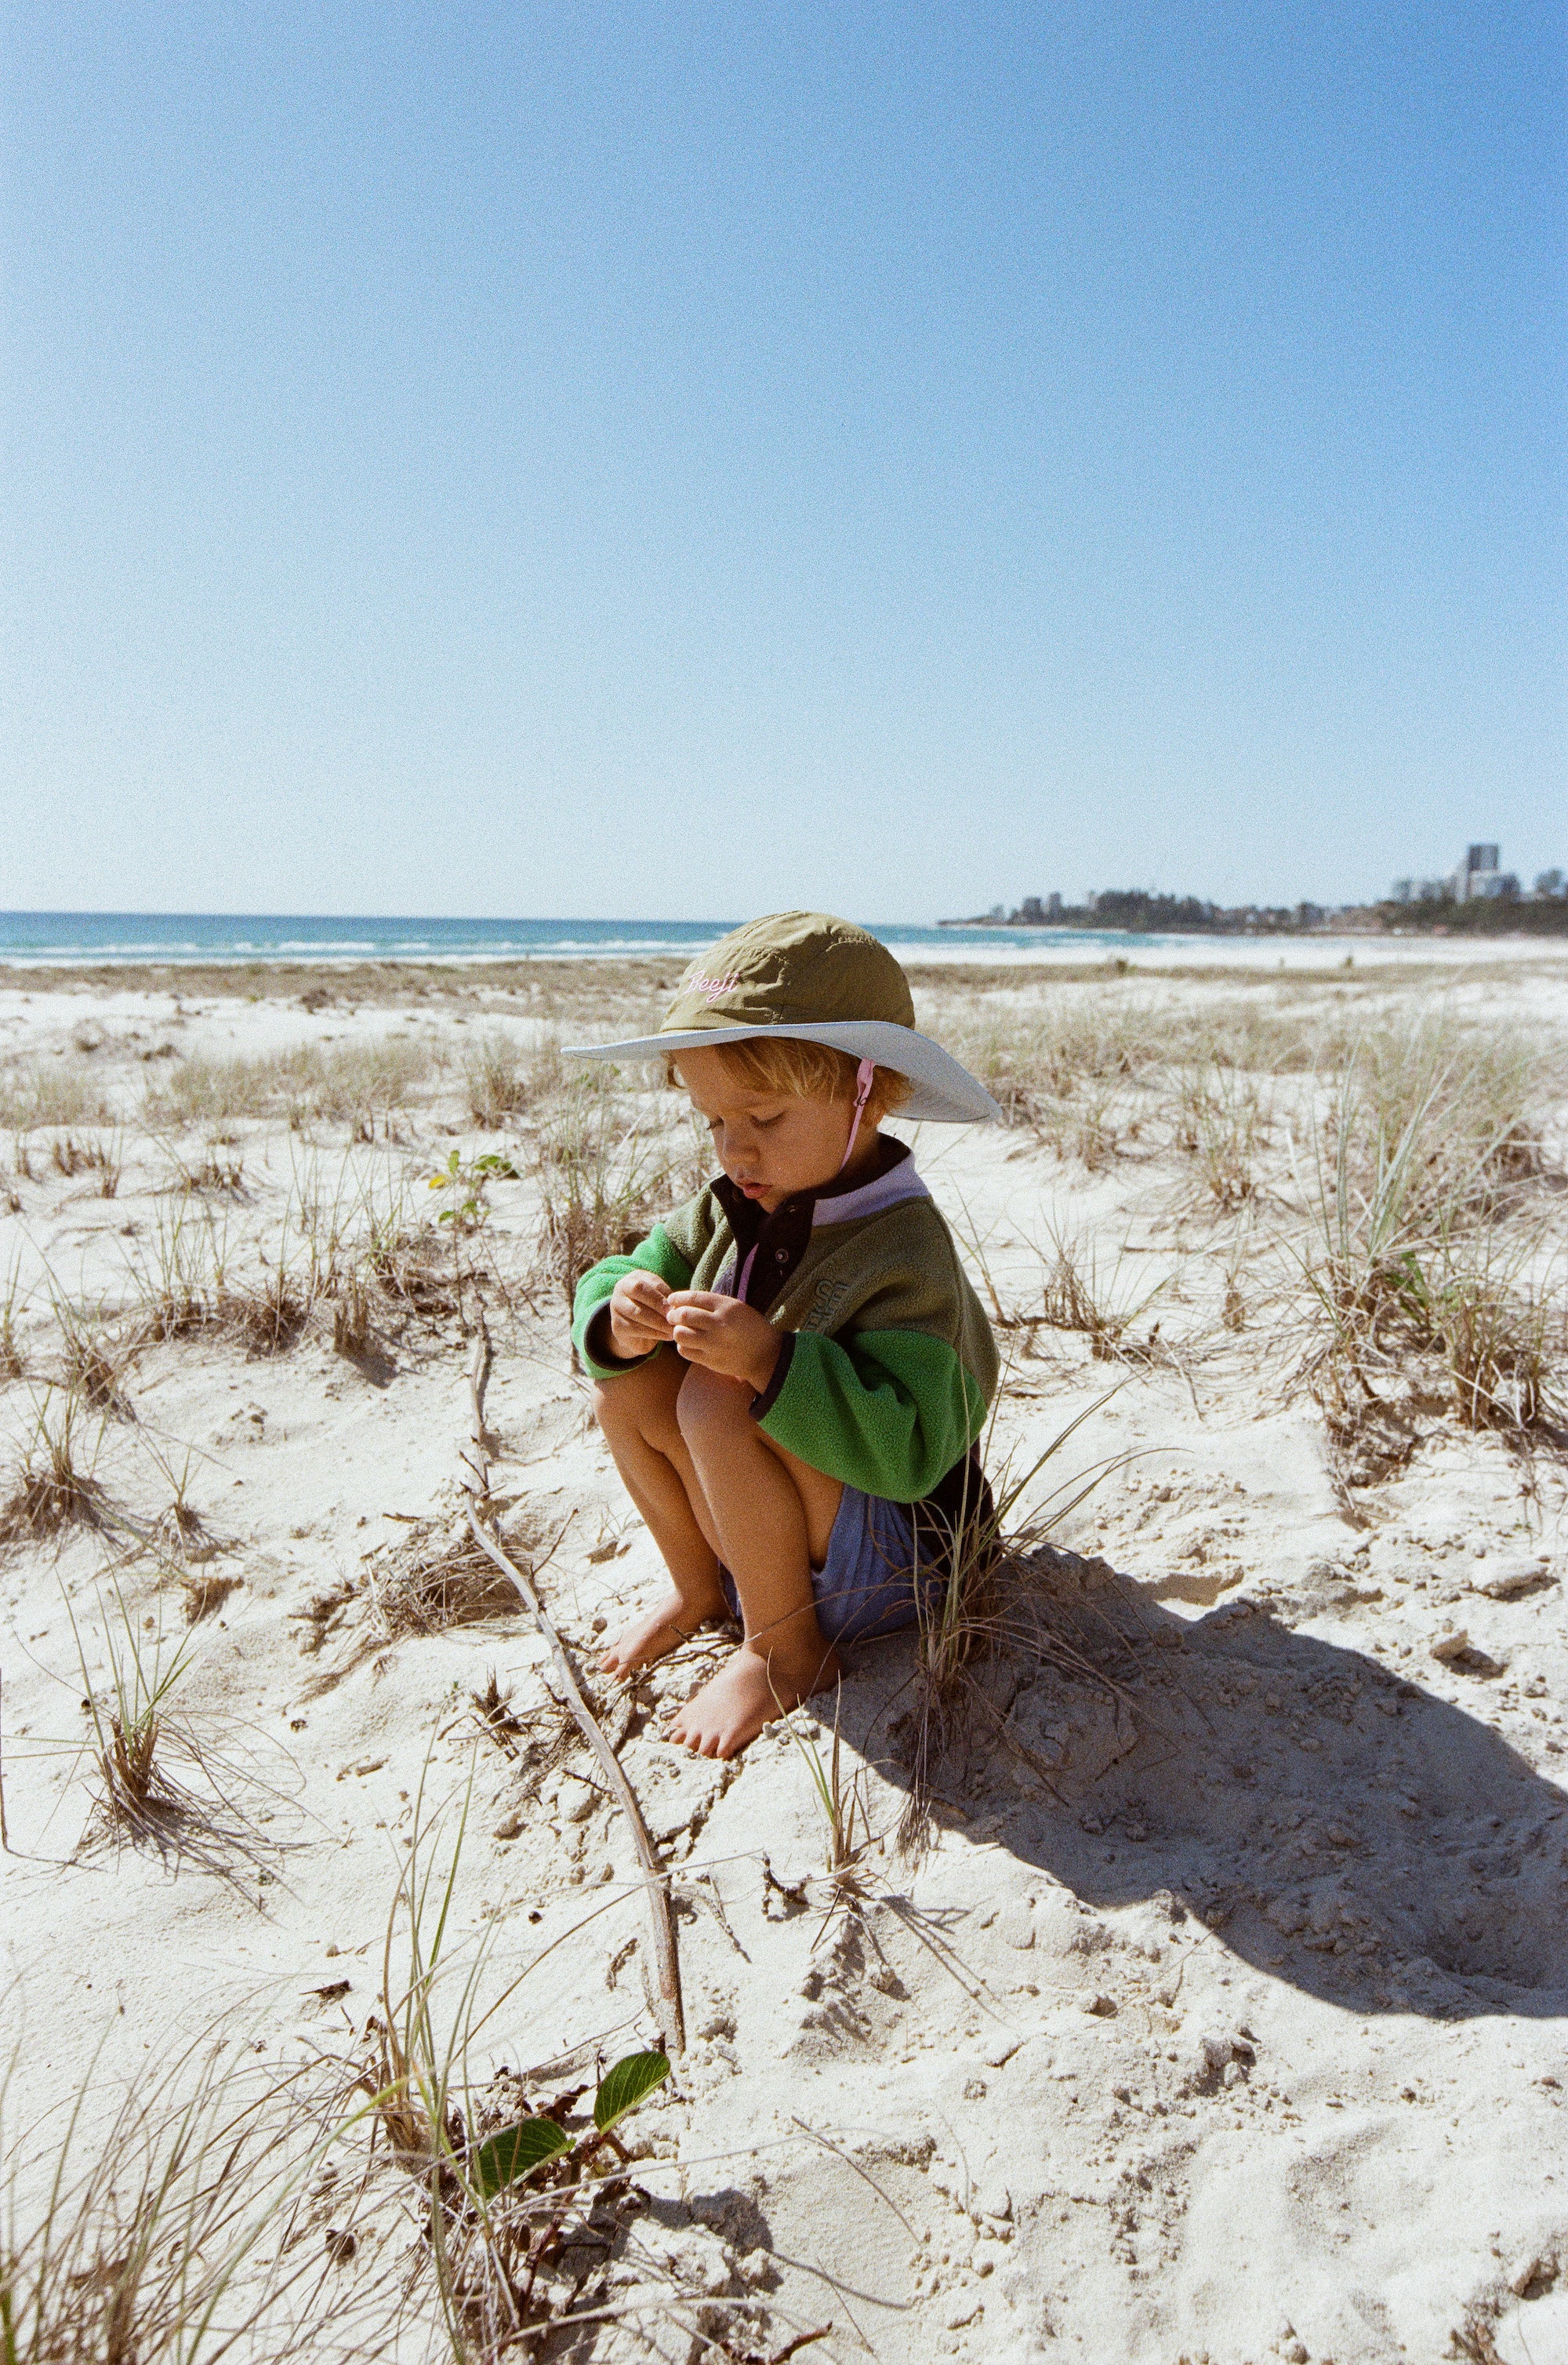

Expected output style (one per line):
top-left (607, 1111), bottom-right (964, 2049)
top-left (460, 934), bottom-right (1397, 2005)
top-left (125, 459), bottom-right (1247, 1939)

top-left (145, 1037), bottom-right (441, 1133)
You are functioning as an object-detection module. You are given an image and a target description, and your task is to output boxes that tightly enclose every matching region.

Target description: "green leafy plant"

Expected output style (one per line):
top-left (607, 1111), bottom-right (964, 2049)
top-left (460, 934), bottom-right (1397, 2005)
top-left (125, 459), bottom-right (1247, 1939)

top-left (471, 2051), bottom-right (670, 2197)
top-left (350, 1773), bottom-right (695, 2355)
top-left (428, 1149), bottom-right (520, 1231)
top-left (424, 1150), bottom-right (519, 1329)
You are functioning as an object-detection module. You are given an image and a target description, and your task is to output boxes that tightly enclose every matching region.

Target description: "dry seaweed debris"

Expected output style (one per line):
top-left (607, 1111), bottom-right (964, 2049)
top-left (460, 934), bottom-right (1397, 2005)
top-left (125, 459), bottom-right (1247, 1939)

top-left (365, 1501), bottom-right (549, 1638)
top-left (178, 1568), bottom-right (242, 1624)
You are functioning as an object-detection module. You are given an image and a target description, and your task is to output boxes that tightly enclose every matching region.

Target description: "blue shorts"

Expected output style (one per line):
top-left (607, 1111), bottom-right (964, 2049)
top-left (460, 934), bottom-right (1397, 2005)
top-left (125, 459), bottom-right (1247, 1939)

top-left (718, 1484), bottom-right (934, 1647)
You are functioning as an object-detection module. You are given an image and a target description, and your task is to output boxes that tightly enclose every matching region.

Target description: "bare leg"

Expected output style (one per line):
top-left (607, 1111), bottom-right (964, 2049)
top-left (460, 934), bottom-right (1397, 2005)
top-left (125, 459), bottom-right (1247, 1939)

top-left (666, 1363), bottom-right (844, 1758)
top-left (592, 1354), bottom-right (728, 1675)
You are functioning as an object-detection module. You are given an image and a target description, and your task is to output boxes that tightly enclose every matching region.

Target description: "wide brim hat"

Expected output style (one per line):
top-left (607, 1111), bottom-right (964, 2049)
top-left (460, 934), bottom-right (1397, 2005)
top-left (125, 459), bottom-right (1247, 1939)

top-left (564, 910), bottom-right (1000, 1124)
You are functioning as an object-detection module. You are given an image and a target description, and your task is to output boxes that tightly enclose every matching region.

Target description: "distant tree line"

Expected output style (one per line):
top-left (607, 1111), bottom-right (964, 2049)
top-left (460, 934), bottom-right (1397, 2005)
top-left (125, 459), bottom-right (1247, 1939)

top-left (962, 892), bottom-right (1330, 934)
top-left (1374, 877), bottom-right (1568, 935)
top-left (1087, 891), bottom-right (1323, 934)
top-left (948, 875), bottom-right (1568, 935)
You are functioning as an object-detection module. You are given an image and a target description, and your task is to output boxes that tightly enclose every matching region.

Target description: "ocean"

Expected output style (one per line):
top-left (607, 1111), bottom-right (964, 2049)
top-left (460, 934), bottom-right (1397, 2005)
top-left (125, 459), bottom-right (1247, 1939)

top-left (0, 911), bottom-right (1149, 966)
top-left (0, 913), bottom-right (1501, 972)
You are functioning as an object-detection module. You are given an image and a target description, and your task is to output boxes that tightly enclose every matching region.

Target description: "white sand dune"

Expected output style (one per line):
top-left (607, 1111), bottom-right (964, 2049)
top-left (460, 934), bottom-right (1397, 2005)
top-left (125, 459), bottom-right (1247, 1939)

top-left (0, 953), bottom-right (1563, 2363)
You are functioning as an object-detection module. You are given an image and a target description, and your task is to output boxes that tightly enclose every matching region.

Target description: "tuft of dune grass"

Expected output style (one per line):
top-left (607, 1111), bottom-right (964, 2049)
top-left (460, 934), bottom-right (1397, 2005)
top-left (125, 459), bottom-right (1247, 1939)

top-left (1290, 1030), bottom-right (1564, 1466)
top-left (144, 1037), bottom-right (441, 1132)
top-left (0, 2036), bottom-right (340, 2364)
top-left (532, 1075), bottom-right (708, 1313)
top-left (0, 1386), bottom-right (105, 1546)
top-left (463, 1030), bottom-right (564, 1128)
top-left (0, 1061), bottom-right (111, 1131)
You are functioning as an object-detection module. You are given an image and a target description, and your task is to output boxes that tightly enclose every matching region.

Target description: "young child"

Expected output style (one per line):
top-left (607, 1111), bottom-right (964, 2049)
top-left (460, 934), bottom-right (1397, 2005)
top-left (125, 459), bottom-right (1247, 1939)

top-left (567, 912), bottom-right (1000, 1759)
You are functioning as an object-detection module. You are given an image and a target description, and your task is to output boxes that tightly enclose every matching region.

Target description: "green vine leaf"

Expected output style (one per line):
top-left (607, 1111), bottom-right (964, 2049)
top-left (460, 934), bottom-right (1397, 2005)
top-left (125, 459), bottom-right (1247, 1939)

top-left (593, 2051), bottom-right (670, 2133)
top-left (472, 2116), bottom-right (571, 2195)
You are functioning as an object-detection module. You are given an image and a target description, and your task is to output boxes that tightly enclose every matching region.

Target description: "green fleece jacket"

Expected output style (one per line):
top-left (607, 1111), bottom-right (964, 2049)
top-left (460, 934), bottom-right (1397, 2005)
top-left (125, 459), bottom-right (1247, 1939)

top-left (571, 1142), bottom-right (998, 1504)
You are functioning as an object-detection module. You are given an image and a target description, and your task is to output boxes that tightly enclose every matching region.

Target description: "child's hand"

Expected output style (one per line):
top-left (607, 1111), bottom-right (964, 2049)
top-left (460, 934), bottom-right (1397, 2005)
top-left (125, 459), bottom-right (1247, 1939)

top-left (666, 1291), bottom-right (781, 1394)
top-left (607, 1273), bottom-right (674, 1361)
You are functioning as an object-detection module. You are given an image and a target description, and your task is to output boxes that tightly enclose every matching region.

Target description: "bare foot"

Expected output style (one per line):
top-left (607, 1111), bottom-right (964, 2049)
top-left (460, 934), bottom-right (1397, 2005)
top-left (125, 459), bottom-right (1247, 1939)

top-left (599, 1585), bottom-right (723, 1678)
top-left (667, 1639), bottom-right (841, 1759)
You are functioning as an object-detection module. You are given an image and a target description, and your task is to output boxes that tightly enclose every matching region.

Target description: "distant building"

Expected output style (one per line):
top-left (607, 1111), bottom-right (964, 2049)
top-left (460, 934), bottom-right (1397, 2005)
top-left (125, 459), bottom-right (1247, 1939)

top-left (1391, 879), bottom-right (1414, 903)
top-left (1046, 892), bottom-right (1063, 919)
top-left (1451, 843), bottom-right (1504, 902)
top-left (1018, 896), bottom-right (1045, 923)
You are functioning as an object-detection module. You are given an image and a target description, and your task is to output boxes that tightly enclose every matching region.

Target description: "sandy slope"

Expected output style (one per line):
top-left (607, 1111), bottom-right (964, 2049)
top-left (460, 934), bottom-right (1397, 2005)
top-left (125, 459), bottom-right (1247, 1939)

top-left (1, 957), bottom-right (1565, 2364)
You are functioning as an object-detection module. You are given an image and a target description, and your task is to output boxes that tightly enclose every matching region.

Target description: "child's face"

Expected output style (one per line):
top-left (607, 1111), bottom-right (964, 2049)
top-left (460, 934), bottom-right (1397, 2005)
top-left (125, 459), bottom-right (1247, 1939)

top-left (677, 1048), bottom-right (866, 1212)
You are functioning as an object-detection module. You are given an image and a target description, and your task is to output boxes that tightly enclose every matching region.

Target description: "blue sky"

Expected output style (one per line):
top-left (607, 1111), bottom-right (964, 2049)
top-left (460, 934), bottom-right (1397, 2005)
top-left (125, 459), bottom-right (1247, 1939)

top-left (2, 3), bottom-right (1563, 918)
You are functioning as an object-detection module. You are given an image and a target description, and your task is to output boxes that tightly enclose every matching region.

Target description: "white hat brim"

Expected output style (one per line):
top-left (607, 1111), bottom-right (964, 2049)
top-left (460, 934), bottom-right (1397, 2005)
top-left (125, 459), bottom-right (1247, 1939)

top-left (563, 1019), bottom-right (1000, 1124)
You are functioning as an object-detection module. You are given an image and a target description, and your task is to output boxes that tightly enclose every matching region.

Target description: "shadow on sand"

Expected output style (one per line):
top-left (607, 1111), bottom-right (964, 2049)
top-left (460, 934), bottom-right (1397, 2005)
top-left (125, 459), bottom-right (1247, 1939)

top-left (844, 1549), bottom-right (1567, 2022)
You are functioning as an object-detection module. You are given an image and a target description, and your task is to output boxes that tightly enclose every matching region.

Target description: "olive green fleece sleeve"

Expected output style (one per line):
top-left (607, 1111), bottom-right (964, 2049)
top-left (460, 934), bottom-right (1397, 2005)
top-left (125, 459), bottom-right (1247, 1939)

top-left (754, 1327), bottom-right (989, 1501)
top-left (658, 1183), bottom-right (725, 1274)
top-left (571, 1224), bottom-right (695, 1378)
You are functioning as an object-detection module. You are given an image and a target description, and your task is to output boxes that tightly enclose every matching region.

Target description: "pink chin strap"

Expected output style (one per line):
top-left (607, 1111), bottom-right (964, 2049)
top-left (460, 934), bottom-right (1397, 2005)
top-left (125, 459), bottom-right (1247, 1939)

top-left (838, 1058), bottom-right (877, 1174)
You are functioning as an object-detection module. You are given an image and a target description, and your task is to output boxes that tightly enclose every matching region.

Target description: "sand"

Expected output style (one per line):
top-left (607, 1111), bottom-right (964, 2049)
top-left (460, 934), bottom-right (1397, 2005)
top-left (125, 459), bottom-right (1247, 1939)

top-left (1, 949), bottom-right (1565, 2363)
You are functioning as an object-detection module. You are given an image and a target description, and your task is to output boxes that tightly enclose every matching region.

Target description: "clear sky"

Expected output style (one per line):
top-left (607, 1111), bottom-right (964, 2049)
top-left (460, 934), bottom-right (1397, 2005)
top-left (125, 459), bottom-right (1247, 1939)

top-left (2, 3), bottom-right (1563, 919)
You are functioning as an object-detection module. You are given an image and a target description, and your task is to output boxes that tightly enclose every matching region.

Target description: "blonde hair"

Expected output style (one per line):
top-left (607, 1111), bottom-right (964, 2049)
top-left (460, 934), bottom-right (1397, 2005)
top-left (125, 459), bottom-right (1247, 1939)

top-left (667, 1037), bottom-right (911, 1128)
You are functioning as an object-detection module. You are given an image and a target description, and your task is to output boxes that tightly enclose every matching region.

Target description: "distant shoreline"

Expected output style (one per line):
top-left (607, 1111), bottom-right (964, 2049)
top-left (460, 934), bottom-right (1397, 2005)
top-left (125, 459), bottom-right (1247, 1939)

top-left (940, 905), bottom-right (1568, 941)
top-left (1, 910), bottom-right (1564, 975)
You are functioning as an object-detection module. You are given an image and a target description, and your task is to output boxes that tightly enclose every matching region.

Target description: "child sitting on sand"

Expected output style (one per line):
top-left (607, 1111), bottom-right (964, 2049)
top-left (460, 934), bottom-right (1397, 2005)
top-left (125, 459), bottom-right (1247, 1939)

top-left (566, 912), bottom-right (1000, 1758)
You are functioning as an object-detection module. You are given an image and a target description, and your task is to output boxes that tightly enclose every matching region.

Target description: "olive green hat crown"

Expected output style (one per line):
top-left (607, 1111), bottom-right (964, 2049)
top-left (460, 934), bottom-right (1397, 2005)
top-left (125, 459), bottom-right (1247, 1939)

top-left (662, 912), bottom-right (916, 1034)
top-left (564, 910), bottom-right (1000, 1125)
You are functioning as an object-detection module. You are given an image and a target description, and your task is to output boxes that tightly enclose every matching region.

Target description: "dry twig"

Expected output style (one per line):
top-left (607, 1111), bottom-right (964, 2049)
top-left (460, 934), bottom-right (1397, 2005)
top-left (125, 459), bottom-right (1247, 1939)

top-left (461, 1319), bottom-right (685, 2054)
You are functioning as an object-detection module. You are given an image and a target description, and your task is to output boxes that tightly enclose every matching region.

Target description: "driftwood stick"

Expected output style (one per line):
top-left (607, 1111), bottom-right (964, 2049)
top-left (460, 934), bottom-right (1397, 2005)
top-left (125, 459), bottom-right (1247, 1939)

top-left (463, 1323), bottom-right (685, 2055)
top-left (459, 1317), bottom-right (495, 1500)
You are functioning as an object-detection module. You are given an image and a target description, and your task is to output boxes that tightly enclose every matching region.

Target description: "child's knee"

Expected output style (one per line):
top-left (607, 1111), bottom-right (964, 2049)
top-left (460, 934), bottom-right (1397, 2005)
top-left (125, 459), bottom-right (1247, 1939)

top-left (593, 1352), bottom-right (681, 1437)
top-left (675, 1361), bottom-right (750, 1447)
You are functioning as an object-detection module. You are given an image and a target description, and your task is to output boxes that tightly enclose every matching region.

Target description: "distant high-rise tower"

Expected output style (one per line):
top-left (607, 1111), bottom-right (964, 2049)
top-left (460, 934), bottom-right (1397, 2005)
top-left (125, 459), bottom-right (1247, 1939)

top-left (1451, 843), bottom-right (1503, 902)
